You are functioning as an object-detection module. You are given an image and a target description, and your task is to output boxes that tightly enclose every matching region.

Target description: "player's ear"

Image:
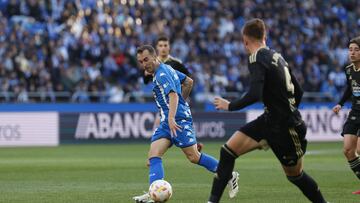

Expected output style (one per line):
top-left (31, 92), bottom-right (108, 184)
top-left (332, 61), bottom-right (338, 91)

top-left (244, 40), bottom-right (248, 47)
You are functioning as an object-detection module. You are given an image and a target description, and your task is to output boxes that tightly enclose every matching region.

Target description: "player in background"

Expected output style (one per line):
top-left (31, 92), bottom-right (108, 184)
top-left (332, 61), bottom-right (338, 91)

top-left (133, 45), bottom-right (238, 203)
top-left (207, 18), bottom-right (327, 203)
top-left (332, 36), bottom-right (360, 195)
top-left (142, 36), bottom-right (190, 84)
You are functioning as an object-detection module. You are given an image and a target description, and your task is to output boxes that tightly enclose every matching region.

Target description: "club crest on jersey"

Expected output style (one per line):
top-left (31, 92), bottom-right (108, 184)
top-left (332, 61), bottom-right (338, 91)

top-left (346, 68), bottom-right (351, 75)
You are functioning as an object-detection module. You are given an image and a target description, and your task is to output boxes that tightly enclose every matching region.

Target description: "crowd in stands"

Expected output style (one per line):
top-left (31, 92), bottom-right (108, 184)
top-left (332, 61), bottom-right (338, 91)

top-left (0, 0), bottom-right (358, 103)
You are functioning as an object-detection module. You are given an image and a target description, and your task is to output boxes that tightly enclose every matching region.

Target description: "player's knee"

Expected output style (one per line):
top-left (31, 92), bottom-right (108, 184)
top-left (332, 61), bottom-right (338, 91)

top-left (186, 153), bottom-right (200, 164)
top-left (284, 169), bottom-right (302, 177)
top-left (343, 147), bottom-right (356, 159)
top-left (148, 150), bottom-right (163, 159)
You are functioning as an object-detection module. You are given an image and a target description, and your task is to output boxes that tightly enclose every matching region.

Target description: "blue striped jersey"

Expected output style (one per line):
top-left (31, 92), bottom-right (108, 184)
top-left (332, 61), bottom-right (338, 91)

top-left (152, 63), bottom-right (192, 123)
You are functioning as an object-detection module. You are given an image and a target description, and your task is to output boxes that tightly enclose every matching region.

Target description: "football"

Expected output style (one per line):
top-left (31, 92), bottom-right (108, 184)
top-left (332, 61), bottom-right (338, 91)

top-left (149, 180), bottom-right (173, 202)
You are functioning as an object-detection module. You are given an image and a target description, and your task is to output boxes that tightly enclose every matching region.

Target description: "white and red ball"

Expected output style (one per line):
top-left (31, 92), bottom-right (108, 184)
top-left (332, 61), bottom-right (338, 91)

top-left (149, 180), bottom-right (173, 202)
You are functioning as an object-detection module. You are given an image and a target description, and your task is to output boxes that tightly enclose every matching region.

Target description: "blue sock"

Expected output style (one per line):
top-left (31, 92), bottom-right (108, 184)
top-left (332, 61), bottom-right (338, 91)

top-left (198, 153), bottom-right (219, 173)
top-left (149, 157), bottom-right (164, 185)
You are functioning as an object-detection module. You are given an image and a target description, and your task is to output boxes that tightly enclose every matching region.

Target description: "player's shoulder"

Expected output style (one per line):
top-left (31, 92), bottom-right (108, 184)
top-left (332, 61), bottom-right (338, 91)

top-left (167, 55), bottom-right (183, 64)
top-left (248, 47), bottom-right (272, 64)
top-left (344, 63), bottom-right (354, 75)
top-left (154, 64), bottom-right (168, 78)
top-left (344, 63), bottom-right (354, 70)
top-left (155, 64), bottom-right (173, 79)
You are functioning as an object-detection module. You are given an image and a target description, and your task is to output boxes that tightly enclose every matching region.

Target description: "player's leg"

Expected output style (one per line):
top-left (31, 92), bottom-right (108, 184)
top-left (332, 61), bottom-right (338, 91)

top-left (182, 144), bottom-right (219, 172)
top-left (181, 143), bottom-right (240, 198)
top-left (172, 120), bottom-right (219, 172)
top-left (133, 138), bottom-right (171, 203)
top-left (273, 122), bottom-right (326, 203)
top-left (147, 138), bottom-right (171, 184)
top-left (197, 142), bottom-right (204, 152)
top-left (134, 123), bottom-right (172, 203)
top-left (343, 134), bottom-right (360, 179)
top-left (351, 137), bottom-right (360, 195)
top-left (342, 112), bottom-right (360, 180)
top-left (344, 134), bottom-right (358, 160)
top-left (208, 130), bottom-right (262, 203)
top-left (357, 137), bottom-right (360, 155)
top-left (282, 159), bottom-right (327, 203)
top-left (208, 115), bottom-right (267, 203)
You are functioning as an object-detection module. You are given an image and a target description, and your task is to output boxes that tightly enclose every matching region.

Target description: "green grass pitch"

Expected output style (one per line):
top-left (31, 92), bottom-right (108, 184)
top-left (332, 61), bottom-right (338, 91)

top-left (0, 142), bottom-right (358, 203)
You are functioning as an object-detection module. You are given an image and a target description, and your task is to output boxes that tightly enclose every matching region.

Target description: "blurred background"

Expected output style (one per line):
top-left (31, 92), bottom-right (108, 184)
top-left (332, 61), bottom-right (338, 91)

top-left (0, 0), bottom-right (358, 104)
top-left (0, 1), bottom-right (359, 202)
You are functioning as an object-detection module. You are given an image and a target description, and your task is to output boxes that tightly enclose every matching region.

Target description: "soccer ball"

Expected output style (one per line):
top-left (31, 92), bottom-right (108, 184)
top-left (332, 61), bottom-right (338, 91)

top-left (149, 180), bottom-right (173, 202)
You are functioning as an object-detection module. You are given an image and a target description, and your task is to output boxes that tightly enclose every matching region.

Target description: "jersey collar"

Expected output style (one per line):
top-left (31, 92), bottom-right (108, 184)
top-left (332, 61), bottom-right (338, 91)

top-left (352, 63), bottom-right (360, 72)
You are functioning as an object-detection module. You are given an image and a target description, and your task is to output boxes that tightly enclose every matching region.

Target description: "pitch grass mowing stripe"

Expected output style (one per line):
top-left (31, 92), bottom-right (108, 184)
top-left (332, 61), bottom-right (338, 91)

top-left (0, 142), bottom-right (358, 203)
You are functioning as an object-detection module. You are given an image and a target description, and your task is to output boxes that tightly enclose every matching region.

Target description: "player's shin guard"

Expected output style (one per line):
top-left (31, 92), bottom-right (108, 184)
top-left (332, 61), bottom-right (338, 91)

top-left (287, 171), bottom-right (326, 203)
top-left (348, 157), bottom-right (360, 179)
top-left (149, 157), bottom-right (164, 185)
top-left (198, 153), bottom-right (219, 173)
top-left (208, 144), bottom-right (238, 203)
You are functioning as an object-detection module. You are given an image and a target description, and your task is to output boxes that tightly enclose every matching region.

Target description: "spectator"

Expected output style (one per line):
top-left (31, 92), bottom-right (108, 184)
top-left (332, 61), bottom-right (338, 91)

top-left (0, 0), bottom-right (357, 103)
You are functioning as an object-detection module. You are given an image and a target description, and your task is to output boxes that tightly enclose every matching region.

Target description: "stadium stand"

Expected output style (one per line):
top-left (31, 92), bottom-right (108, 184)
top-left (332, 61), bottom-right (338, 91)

top-left (0, 0), bottom-right (358, 103)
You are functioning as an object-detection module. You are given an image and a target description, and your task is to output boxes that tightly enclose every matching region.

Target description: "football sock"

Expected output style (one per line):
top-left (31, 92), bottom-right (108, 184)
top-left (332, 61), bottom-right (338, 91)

top-left (149, 157), bottom-right (164, 185)
top-left (208, 144), bottom-right (238, 203)
top-left (287, 171), bottom-right (326, 203)
top-left (198, 153), bottom-right (219, 173)
top-left (349, 157), bottom-right (360, 179)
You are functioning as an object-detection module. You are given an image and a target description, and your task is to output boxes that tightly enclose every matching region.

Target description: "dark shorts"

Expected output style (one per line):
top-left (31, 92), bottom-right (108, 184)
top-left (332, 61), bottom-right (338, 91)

top-left (342, 110), bottom-right (360, 136)
top-left (240, 114), bottom-right (307, 166)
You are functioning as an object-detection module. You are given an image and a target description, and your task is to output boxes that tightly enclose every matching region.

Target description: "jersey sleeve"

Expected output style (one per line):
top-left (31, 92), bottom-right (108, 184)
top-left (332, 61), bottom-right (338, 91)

top-left (156, 72), bottom-right (178, 95)
top-left (289, 70), bottom-right (303, 107)
top-left (338, 84), bottom-right (351, 106)
top-left (174, 61), bottom-right (191, 77)
top-left (338, 66), bottom-right (352, 106)
top-left (228, 62), bottom-right (265, 111)
top-left (175, 70), bottom-right (186, 83)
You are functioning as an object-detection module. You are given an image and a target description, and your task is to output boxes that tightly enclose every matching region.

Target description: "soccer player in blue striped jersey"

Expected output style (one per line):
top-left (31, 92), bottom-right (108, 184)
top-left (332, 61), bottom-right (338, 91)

top-left (133, 45), bottom-right (238, 203)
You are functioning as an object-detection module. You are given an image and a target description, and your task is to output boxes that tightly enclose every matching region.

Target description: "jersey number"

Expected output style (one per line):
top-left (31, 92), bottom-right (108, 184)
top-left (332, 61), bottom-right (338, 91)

top-left (284, 66), bottom-right (295, 94)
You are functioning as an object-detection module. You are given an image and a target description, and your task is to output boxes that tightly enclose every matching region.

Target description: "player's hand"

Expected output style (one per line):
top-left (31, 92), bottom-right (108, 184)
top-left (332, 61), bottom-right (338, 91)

top-left (332, 104), bottom-right (342, 114)
top-left (214, 96), bottom-right (230, 111)
top-left (168, 117), bottom-right (182, 137)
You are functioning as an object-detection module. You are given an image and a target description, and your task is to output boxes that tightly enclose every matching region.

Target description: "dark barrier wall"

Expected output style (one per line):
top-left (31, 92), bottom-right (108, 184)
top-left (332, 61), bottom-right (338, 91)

top-left (60, 112), bottom-right (246, 143)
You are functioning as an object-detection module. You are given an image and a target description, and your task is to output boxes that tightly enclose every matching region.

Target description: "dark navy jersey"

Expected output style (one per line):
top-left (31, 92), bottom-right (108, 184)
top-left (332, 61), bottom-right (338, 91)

top-left (152, 63), bottom-right (192, 123)
top-left (229, 47), bottom-right (303, 124)
top-left (338, 63), bottom-right (360, 111)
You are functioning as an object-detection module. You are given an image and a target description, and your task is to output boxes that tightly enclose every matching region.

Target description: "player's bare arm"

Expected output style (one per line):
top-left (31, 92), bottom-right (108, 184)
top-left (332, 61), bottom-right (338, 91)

top-left (168, 92), bottom-right (182, 137)
top-left (333, 85), bottom-right (351, 114)
top-left (181, 76), bottom-right (193, 100)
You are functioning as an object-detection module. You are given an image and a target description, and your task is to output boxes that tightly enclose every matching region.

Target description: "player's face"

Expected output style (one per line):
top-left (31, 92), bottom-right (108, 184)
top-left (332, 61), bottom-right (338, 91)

top-left (156, 41), bottom-right (170, 57)
top-left (137, 50), bottom-right (157, 74)
top-left (349, 43), bottom-right (360, 63)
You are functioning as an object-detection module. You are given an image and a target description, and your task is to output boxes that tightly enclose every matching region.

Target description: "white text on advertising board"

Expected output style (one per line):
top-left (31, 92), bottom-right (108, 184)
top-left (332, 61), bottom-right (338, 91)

top-left (75, 113), bottom-right (155, 139)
